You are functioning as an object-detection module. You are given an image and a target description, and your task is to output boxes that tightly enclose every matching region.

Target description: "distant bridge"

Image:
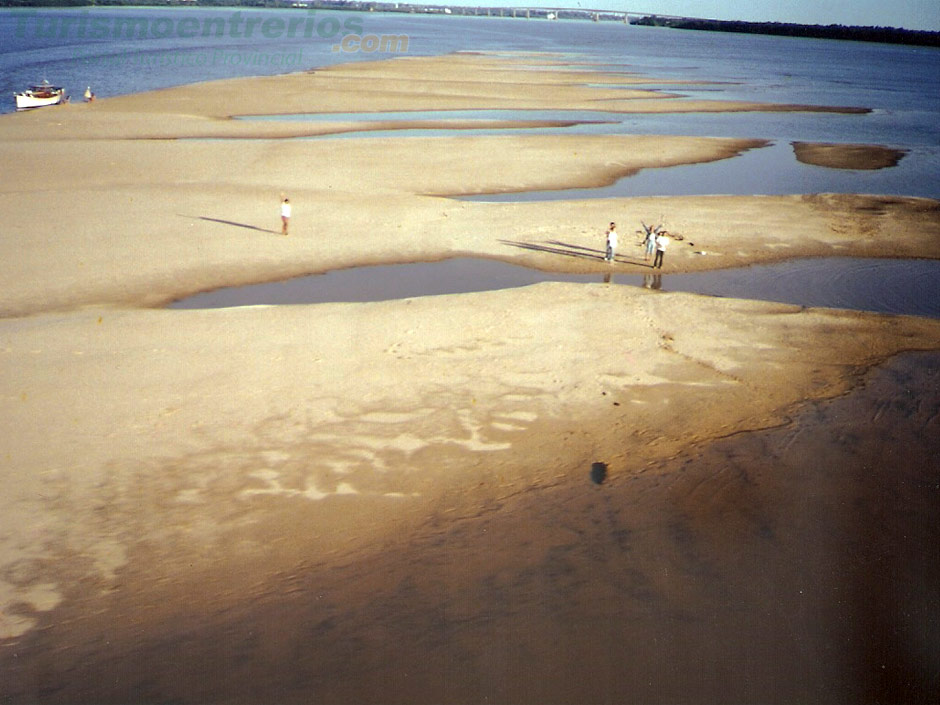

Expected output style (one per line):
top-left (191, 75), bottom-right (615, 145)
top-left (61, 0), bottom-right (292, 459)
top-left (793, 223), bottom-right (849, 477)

top-left (471, 7), bottom-right (686, 22)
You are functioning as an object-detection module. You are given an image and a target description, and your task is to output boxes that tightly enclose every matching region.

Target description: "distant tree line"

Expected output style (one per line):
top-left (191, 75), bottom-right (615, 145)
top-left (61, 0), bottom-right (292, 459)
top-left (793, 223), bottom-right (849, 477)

top-left (633, 16), bottom-right (940, 48)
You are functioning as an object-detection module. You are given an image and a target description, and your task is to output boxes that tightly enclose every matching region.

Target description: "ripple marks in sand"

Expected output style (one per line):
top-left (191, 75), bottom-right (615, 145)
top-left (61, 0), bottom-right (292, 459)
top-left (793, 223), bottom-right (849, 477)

top-left (172, 399), bottom-right (544, 506)
top-left (0, 397), bottom-right (541, 641)
top-left (240, 470), bottom-right (378, 501)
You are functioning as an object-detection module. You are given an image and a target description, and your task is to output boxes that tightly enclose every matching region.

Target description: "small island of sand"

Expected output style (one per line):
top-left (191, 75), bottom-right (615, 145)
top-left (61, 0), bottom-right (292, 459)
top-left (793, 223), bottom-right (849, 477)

top-left (792, 140), bottom-right (908, 170)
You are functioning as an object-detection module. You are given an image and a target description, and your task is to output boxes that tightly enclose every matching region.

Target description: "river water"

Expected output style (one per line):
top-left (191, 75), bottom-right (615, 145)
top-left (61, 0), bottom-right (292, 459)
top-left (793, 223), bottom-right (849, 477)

top-left (169, 256), bottom-right (940, 319)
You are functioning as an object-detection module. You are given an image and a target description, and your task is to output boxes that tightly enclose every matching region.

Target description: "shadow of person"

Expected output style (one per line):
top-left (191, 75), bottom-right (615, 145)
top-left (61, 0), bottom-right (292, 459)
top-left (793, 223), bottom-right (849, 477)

top-left (547, 239), bottom-right (646, 266)
top-left (500, 239), bottom-right (605, 261)
top-left (501, 239), bottom-right (649, 267)
top-left (178, 214), bottom-right (280, 235)
top-left (545, 240), bottom-right (605, 256)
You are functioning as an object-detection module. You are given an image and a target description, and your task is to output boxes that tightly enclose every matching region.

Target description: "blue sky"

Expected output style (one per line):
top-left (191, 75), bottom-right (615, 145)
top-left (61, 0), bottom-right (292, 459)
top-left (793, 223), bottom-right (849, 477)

top-left (439, 1), bottom-right (940, 31)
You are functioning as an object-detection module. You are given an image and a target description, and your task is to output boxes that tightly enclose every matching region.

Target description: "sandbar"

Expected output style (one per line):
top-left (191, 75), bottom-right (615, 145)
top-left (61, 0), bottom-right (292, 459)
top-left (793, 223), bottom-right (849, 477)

top-left (0, 53), bottom-right (868, 142)
top-left (792, 140), bottom-right (909, 170)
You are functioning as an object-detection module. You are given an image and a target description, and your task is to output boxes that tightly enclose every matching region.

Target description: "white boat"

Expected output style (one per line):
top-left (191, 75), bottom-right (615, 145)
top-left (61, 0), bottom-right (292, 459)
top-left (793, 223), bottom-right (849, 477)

top-left (15, 80), bottom-right (66, 111)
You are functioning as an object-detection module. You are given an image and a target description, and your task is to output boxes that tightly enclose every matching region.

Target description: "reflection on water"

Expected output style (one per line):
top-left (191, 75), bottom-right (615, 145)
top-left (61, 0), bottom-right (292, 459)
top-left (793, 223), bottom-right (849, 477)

top-left (170, 256), bottom-right (940, 319)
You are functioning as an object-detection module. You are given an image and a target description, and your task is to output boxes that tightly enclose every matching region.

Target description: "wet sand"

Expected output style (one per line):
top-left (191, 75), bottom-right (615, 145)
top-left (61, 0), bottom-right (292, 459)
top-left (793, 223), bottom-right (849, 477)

top-left (792, 141), bottom-right (909, 170)
top-left (1, 52), bottom-right (938, 703)
top-left (3, 347), bottom-right (937, 704)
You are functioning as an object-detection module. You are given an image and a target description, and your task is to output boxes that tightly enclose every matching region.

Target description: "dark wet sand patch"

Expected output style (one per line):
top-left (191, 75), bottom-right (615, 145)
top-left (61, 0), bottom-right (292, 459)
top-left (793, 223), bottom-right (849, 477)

top-left (792, 141), bottom-right (908, 170)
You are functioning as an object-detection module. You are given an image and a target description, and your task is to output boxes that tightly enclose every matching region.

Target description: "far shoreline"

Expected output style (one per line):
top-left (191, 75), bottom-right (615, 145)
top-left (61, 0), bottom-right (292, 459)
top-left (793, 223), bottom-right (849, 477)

top-left (3, 3), bottom-right (936, 48)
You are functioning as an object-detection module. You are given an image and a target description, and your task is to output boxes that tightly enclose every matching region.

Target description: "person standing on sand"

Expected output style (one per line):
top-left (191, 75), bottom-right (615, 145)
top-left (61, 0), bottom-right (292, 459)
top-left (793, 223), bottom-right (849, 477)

top-left (605, 222), bottom-right (618, 263)
top-left (653, 231), bottom-right (669, 269)
top-left (644, 225), bottom-right (658, 262)
top-left (281, 198), bottom-right (291, 235)
top-left (642, 220), bottom-right (663, 262)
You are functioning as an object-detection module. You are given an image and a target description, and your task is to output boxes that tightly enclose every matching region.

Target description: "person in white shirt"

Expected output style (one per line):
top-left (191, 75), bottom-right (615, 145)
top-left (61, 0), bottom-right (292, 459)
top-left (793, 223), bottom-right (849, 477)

top-left (281, 198), bottom-right (291, 236)
top-left (653, 232), bottom-right (669, 269)
top-left (605, 222), bottom-right (618, 263)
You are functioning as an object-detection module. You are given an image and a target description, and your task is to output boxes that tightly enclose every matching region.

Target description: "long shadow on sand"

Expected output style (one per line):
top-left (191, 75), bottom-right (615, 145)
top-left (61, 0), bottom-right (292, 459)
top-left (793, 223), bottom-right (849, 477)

top-left (180, 215), bottom-right (279, 235)
top-left (500, 239), bottom-right (646, 266)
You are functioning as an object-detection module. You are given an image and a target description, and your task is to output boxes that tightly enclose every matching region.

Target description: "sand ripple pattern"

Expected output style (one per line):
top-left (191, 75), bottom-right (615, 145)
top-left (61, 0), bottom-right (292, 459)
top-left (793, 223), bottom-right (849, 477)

top-left (0, 397), bottom-right (543, 640)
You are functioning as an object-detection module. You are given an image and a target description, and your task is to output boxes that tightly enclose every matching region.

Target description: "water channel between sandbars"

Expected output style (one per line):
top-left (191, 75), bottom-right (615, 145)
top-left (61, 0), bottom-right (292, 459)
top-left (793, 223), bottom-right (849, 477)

top-left (169, 256), bottom-right (940, 320)
top-left (236, 110), bottom-right (940, 201)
